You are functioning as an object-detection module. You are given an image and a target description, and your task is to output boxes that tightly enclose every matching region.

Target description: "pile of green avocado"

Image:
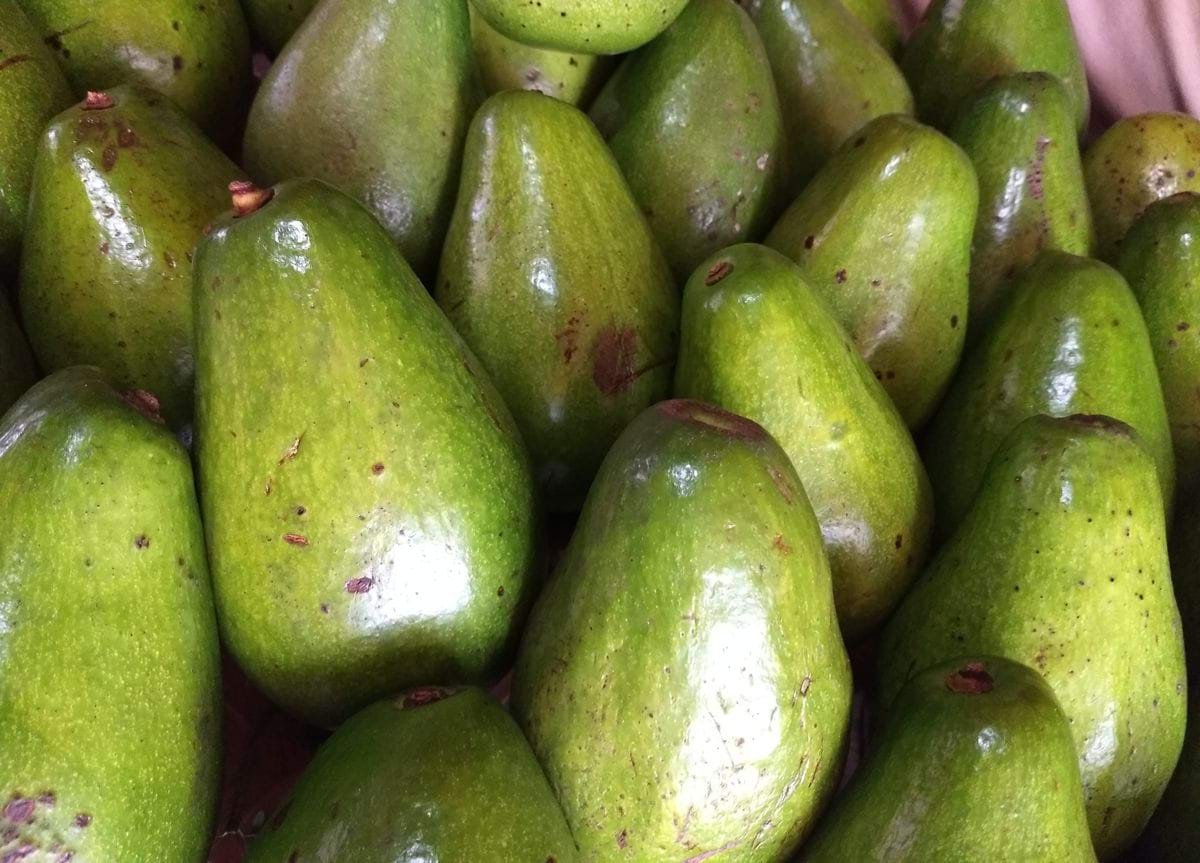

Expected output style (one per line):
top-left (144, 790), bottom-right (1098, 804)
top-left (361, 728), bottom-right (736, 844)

top-left (2, 0), bottom-right (1200, 861)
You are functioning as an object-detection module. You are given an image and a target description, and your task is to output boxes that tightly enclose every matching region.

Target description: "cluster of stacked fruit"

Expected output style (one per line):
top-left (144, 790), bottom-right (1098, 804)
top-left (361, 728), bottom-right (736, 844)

top-left (1, 0), bottom-right (1199, 860)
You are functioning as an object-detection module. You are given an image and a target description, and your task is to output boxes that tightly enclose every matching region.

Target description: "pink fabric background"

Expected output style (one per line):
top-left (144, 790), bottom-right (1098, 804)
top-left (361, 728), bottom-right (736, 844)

top-left (894, 0), bottom-right (1200, 129)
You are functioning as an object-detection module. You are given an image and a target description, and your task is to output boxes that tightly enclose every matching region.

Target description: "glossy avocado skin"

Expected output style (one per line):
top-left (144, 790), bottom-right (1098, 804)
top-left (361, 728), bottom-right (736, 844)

top-left (881, 414), bottom-right (1187, 860)
top-left (18, 85), bottom-right (245, 426)
top-left (766, 114), bottom-right (976, 429)
top-left (194, 179), bottom-right (538, 728)
top-left (1118, 193), bottom-right (1200, 495)
top-left (470, 0), bottom-right (690, 55)
top-left (0, 291), bottom-right (36, 415)
top-left (1085, 113), bottom-right (1200, 263)
top-left (923, 251), bottom-right (1175, 537)
top-left (742, 0), bottom-right (913, 194)
top-left (246, 687), bottom-right (580, 862)
top-left (590, 0), bottom-right (787, 280)
top-left (952, 72), bottom-right (1094, 342)
top-left (512, 400), bottom-right (852, 862)
top-left (0, 0), bottom-right (73, 271)
top-left (18, 0), bottom-right (250, 142)
top-left (240, 0), bottom-right (317, 55)
top-left (436, 91), bottom-right (678, 512)
top-left (840, 0), bottom-right (901, 54)
top-left (244, 0), bottom-right (482, 280)
top-left (902, 0), bottom-right (1089, 134)
top-left (0, 366), bottom-right (221, 862)
top-left (803, 657), bottom-right (1097, 863)
top-left (674, 244), bottom-right (932, 640)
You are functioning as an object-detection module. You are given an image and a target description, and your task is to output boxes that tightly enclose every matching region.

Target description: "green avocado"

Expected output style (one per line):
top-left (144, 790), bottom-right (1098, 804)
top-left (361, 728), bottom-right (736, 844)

top-left (470, 0), bottom-right (690, 55)
top-left (17, 0), bottom-right (250, 143)
top-left (901, 0), bottom-right (1089, 133)
top-left (244, 0), bottom-right (482, 281)
top-left (674, 244), bottom-right (932, 640)
top-left (922, 250), bottom-right (1175, 537)
top-left (590, 0), bottom-right (787, 280)
top-left (840, 0), bottom-right (901, 54)
top-left (246, 687), bottom-right (579, 862)
top-left (18, 86), bottom-right (245, 426)
top-left (766, 114), bottom-right (976, 428)
top-left (0, 0), bottom-right (73, 271)
top-left (1085, 113), bottom-right (1200, 263)
top-left (951, 72), bottom-right (1094, 341)
top-left (0, 366), bottom-right (221, 862)
top-left (0, 291), bottom-right (36, 415)
top-left (436, 90), bottom-right (678, 511)
top-left (742, 0), bottom-right (913, 194)
top-left (512, 399), bottom-right (852, 861)
top-left (470, 5), bottom-right (614, 107)
top-left (880, 414), bottom-right (1186, 859)
top-left (240, 0), bottom-right (317, 55)
top-left (1118, 193), bottom-right (1200, 496)
top-left (803, 657), bottom-right (1097, 863)
top-left (193, 179), bottom-right (538, 728)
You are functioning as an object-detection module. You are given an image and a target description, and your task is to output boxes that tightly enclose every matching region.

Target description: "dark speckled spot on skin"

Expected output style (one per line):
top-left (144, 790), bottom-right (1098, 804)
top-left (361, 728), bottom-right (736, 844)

top-left (371, 462), bottom-right (385, 475)
top-left (101, 146), bottom-right (118, 171)
top-left (592, 326), bottom-right (640, 395)
top-left (172, 55), bottom-right (184, 72)
top-left (617, 829), bottom-right (628, 849)
top-left (945, 662), bottom-right (994, 694)
top-left (134, 534), bottom-right (150, 549)
top-left (3, 796), bottom-right (34, 824)
top-left (704, 260), bottom-right (733, 286)
top-left (800, 676), bottom-right (812, 696)
top-left (400, 686), bottom-right (458, 709)
top-left (0, 54), bottom-right (31, 73)
top-left (73, 813), bottom-right (91, 828)
top-left (497, 585), bottom-right (506, 597)
top-left (345, 576), bottom-right (373, 594)
top-left (555, 315), bottom-right (582, 363)
top-left (772, 534), bottom-right (791, 555)
top-left (117, 125), bottom-right (139, 148)
top-left (659, 400), bottom-right (765, 441)
top-left (834, 268), bottom-right (848, 284)
top-left (283, 533), bottom-right (309, 547)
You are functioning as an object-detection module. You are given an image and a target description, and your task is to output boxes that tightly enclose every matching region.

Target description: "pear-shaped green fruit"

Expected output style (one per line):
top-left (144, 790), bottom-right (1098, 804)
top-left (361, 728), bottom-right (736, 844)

top-left (19, 86), bottom-right (245, 426)
top-left (881, 414), bottom-right (1187, 859)
top-left (0, 0), bottom-right (73, 271)
top-left (244, 0), bottom-right (482, 280)
top-left (470, 0), bottom-right (690, 54)
top-left (436, 90), bottom-right (678, 511)
top-left (804, 657), bottom-right (1097, 863)
top-left (1085, 113), bottom-right (1200, 263)
top-left (470, 5), bottom-right (614, 107)
top-left (840, 0), bottom-right (901, 54)
top-left (194, 179), bottom-right (538, 727)
top-left (923, 251), bottom-right (1175, 536)
top-left (0, 291), bottom-right (36, 415)
top-left (18, 0), bottom-right (250, 142)
top-left (0, 366), bottom-right (221, 862)
top-left (512, 399), bottom-right (852, 861)
top-left (674, 244), bottom-right (932, 640)
top-left (952, 72), bottom-right (1094, 341)
top-left (241, 0), bottom-right (317, 55)
top-left (246, 687), bottom-right (579, 863)
top-left (590, 0), bottom-right (786, 279)
top-left (766, 114), bottom-right (976, 428)
top-left (1118, 193), bottom-right (1200, 495)
top-left (742, 0), bottom-right (913, 194)
top-left (901, 0), bottom-right (1089, 133)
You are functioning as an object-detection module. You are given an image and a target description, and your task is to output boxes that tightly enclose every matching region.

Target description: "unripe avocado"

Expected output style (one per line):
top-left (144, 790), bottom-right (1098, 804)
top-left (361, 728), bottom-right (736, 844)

top-left (470, 0), bottom-right (691, 55)
top-left (513, 399), bottom-right (852, 861)
top-left (840, 0), bottom-right (901, 54)
top-left (0, 366), bottom-right (221, 862)
top-left (194, 179), bottom-right (539, 728)
top-left (18, 86), bottom-right (245, 426)
top-left (240, 0), bottom-right (317, 55)
top-left (881, 414), bottom-right (1187, 859)
top-left (803, 657), bottom-right (1097, 863)
top-left (0, 291), bottom-right (36, 415)
top-left (246, 687), bottom-right (580, 863)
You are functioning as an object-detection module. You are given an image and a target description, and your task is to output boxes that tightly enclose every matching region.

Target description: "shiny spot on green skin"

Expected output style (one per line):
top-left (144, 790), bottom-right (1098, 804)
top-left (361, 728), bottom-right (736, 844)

top-left (240, 0), bottom-right (317, 55)
top-left (512, 400), bottom-right (852, 862)
top-left (470, 0), bottom-right (691, 55)
top-left (839, 0), bottom-right (901, 54)
top-left (0, 290), bottom-right (36, 416)
top-left (882, 414), bottom-right (1186, 860)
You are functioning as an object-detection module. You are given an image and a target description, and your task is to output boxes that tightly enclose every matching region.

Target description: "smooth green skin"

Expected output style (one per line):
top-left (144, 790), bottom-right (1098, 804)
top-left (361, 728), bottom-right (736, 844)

top-left (1118, 193), bottom-right (1200, 497)
top-left (244, 0), bottom-right (482, 281)
top-left (17, 0), bottom-right (250, 142)
top-left (194, 179), bottom-right (539, 728)
top-left (436, 91), bottom-right (678, 511)
top-left (742, 0), bottom-right (913, 195)
top-left (18, 85), bottom-right (245, 427)
top-left (0, 291), bottom-right (36, 415)
top-left (512, 400), bottom-right (852, 862)
top-left (880, 414), bottom-right (1187, 859)
top-left (901, 0), bottom-right (1089, 134)
top-left (1085, 113), bottom-right (1200, 264)
top-left (804, 657), bottom-right (1097, 863)
top-left (0, 1), bottom-right (73, 271)
top-left (766, 114), bottom-right (976, 429)
top-left (470, 0), bottom-right (690, 54)
top-left (470, 5), bottom-right (615, 107)
top-left (247, 687), bottom-right (579, 862)
top-left (923, 251), bottom-right (1175, 538)
top-left (240, 0), bottom-right (317, 55)
top-left (839, 0), bottom-right (900, 54)
top-left (0, 366), bottom-right (221, 862)
top-left (674, 244), bottom-right (932, 640)
top-left (952, 72), bottom-right (1094, 344)
top-left (590, 0), bottom-right (786, 281)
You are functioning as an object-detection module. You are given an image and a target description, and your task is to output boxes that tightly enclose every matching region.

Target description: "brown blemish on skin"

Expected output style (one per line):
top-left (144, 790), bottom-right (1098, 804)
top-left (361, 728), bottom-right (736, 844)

top-left (229, 181), bottom-right (274, 216)
top-left (617, 830), bottom-right (628, 850)
top-left (345, 576), bottom-right (373, 593)
top-left (117, 125), bottom-right (139, 148)
top-left (1028, 137), bottom-right (1051, 199)
top-left (800, 676), bottom-right (812, 696)
top-left (101, 146), bottom-right (118, 171)
top-left (283, 533), bottom-right (309, 547)
top-left (766, 463), bottom-right (797, 504)
top-left (1066, 414), bottom-right (1134, 436)
top-left (400, 686), bottom-right (456, 709)
top-left (592, 326), bottom-right (640, 395)
top-left (0, 54), bottom-right (31, 73)
top-left (172, 55), bottom-right (184, 72)
top-left (121, 389), bottom-right (164, 424)
top-left (264, 476), bottom-right (273, 496)
top-left (74, 813), bottom-right (92, 828)
top-left (371, 462), bottom-right (385, 475)
top-left (278, 434), bottom-right (303, 465)
top-left (134, 534), bottom-right (150, 549)
top-left (1178, 322), bottom-right (1191, 331)
top-left (83, 91), bottom-right (114, 110)
top-left (555, 316), bottom-right (582, 363)
top-left (705, 260), bottom-right (733, 286)
top-left (773, 534), bottom-right (792, 555)
top-left (804, 235), bottom-right (815, 249)
top-left (946, 662), bottom-right (994, 694)
top-left (658, 400), bottom-right (766, 440)
top-left (834, 269), bottom-right (848, 284)
top-left (497, 585), bottom-right (506, 597)
top-left (3, 796), bottom-right (34, 823)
